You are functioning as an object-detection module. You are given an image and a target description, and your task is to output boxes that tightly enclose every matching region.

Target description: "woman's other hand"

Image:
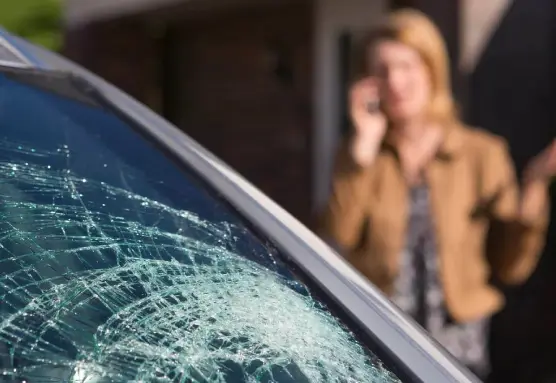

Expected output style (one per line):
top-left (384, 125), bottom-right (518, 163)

top-left (519, 139), bottom-right (556, 223)
top-left (523, 138), bottom-right (556, 184)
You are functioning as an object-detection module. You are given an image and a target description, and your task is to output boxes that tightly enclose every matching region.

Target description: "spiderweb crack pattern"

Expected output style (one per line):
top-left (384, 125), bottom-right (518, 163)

top-left (0, 142), bottom-right (400, 383)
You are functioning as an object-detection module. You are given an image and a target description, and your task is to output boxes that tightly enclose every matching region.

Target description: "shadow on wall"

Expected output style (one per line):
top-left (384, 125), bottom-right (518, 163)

top-left (466, 0), bottom-right (556, 382)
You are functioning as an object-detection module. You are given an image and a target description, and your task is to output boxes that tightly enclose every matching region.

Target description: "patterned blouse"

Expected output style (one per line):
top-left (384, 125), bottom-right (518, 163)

top-left (391, 184), bottom-right (490, 379)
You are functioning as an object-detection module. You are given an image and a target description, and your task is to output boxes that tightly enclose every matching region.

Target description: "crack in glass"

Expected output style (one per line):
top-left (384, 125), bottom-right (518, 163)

top-left (0, 141), bottom-right (401, 382)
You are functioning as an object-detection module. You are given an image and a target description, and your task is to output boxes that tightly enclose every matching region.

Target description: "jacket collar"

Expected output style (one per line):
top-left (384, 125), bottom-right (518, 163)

top-left (381, 120), bottom-right (465, 161)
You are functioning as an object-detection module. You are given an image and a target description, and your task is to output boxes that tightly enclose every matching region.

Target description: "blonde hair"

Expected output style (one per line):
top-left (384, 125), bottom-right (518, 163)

top-left (356, 8), bottom-right (458, 123)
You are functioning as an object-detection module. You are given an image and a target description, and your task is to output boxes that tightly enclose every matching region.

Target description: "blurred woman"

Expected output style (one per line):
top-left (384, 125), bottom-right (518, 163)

top-left (318, 8), bottom-right (555, 379)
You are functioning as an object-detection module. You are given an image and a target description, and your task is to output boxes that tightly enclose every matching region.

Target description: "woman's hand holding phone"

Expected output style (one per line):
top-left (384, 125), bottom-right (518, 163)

top-left (349, 77), bottom-right (387, 167)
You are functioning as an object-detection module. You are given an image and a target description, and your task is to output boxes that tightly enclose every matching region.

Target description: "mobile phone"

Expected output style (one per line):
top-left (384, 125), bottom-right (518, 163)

top-left (366, 99), bottom-right (380, 114)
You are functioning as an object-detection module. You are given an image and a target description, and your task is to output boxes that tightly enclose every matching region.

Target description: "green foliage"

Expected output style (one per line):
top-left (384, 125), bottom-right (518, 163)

top-left (0, 0), bottom-right (62, 51)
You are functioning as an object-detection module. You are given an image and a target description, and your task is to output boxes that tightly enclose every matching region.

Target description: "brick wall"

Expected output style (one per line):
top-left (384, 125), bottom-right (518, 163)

top-left (165, 3), bottom-right (314, 223)
top-left (63, 19), bottom-right (161, 111)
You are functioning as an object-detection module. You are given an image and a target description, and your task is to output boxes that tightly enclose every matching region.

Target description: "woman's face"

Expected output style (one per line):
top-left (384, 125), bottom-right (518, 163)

top-left (369, 39), bottom-right (432, 123)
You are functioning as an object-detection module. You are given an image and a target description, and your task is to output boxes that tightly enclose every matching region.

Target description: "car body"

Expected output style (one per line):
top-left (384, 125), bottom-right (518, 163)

top-left (0, 29), bottom-right (480, 382)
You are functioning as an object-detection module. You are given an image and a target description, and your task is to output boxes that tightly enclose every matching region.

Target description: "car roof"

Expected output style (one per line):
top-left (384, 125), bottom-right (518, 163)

top-left (0, 27), bottom-right (480, 383)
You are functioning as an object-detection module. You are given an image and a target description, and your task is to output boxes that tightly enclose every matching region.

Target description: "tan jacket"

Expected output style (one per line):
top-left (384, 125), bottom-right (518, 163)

top-left (319, 123), bottom-right (549, 323)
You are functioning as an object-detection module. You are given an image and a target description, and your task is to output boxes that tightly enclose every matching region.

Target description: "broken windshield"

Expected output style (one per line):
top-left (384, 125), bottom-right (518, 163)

top-left (0, 67), bottom-right (404, 382)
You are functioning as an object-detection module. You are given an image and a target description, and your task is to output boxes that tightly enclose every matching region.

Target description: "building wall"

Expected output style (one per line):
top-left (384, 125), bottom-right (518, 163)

top-left (63, 18), bottom-right (161, 111)
top-left (160, 2), bottom-right (316, 224)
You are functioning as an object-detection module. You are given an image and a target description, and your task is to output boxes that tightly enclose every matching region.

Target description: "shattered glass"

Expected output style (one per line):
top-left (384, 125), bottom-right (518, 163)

top-left (0, 68), bottom-right (403, 382)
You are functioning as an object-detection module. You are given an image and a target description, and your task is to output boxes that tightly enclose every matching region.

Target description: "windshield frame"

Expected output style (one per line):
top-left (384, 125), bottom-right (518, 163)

top-left (0, 38), bottom-right (481, 383)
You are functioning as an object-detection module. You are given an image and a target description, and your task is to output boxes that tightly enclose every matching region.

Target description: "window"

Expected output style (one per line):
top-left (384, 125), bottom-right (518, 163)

top-left (0, 66), bottom-right (404, 382)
